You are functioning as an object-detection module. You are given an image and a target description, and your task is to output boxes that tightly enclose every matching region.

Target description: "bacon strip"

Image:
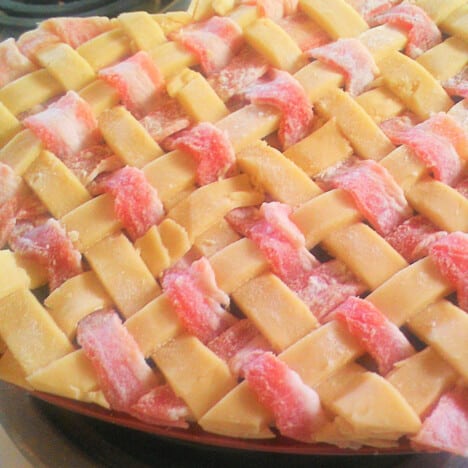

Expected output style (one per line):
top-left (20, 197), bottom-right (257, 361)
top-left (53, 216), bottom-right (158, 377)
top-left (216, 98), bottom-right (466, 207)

top-left (306, 38), bottom-right (378, 96)
top-left (162, 257), bottom-right (231, 343)
top-left (276, 13), bottom-right (330, 52)
top-left (330, 160), bottom-right (411, 235)
top-left (226, 203), bottom-right (319, 291)
top-left (208, 46), bottom-right (269, 102)
top-left (130, 384), bottom-right (190, 428)
top-left (99, 51), bottom-right (164, 118)
top-left (245, 69), bottom-right (313, 149)
top-left (170, 122), bottom-right (236, 186)
top-left (381, 114), bottom-right (466, 185)
top-left (372, 3), bottom-right (442, 58)
top-left (429, 232), bottom-right (468, 312)
top-left (23, 91), bottom-right (100, 159)
top-left (333, 297), bottom-right (414, 375)
top-left (43, 17), bottom-right (111, 48)
top-left (171, 16), bottom-right (243, 75)
top-left (347, 0), bottom-right (400, 23)
top-left (244, 351), bottom-right (327, 441)
top-left (0, 38), bottom-right (36, 87)
top-left (208, 319), bottom-right (272, 376)
top-left (443, 69), bottom-right (468, 100)
top-left (411, 387), bottom-right (468, 457)
top-left (17, 28), bottom-right (60, 63)
top-left (77, 309), bottom-right (158, 412)
top-left (385, 215), bottom-right (447, 263)
top-left (10, 219), bottom-right (82, 290)
top-left (100, 166), bottom-right (164, 241)
top-left (298, 260), bottom-right (366, 322)
top-left (139, 93), bottom-right (191, 143)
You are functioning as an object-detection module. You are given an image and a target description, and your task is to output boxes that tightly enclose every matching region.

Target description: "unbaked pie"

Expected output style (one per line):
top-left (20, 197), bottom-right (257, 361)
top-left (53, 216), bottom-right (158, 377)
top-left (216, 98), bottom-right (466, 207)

top-left (0, 0), bottom-right (467, 456)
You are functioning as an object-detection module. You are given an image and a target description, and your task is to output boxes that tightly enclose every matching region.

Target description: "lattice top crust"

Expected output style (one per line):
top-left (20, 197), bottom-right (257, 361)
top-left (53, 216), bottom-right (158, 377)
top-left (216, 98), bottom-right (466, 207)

top-left (0, 0), bottom-right (467, 456)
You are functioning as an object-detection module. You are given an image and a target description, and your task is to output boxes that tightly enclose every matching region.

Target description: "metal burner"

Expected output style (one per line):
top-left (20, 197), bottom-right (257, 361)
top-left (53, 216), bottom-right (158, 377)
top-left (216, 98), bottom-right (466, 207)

top-left (0, 0), bottom-right (163, 32)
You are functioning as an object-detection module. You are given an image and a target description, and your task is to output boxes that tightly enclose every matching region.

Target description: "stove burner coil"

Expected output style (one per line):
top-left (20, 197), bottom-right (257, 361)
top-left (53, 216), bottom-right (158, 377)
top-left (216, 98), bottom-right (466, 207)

top-left (0, 0), bottom-right (162, 29)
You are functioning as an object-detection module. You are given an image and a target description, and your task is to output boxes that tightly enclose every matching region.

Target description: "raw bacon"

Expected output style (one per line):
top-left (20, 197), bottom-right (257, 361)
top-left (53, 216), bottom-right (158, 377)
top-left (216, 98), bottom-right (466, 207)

top-left (306, 38), bottom-right (378, 96)
top-left (443, 69), bottom-right (468, 100)
top-left (429, 232), bottom-right (468, 312)
top-left (99, 51), bottom-right (164, 118)
top-left (171, 16), bottom-right (243, 75)
top-left (385, 215), bottom-right (447, 263)
top-left (346, 0), bottom-right (400, 23)
top-left (332, 297), bottom-right (414, 375)
top-left (101, 166), bottom-right (164, 241)
top-left (43, 17), bottom-right (111, 48)
top-left (276, 13), bottom-right (330, 52)
top-left (69, 144), bottom-right (123, 186)
top-left (139, 93), bottom-right (191, 143)
top-left (455, 177), bottom-right (468, 199)
top-left (162, 257), bottom-right (231, 343)
top-left (330, 160), bottom-right (412, 236)
top-left (23, 91), bottom-right (100, 159)
top-left (0, 38), bottom-right (35, 87)
top-left (411, 387), bottom-right (468, 457)
top-left (245, 69), bottom-right (313, 149)
top-left (226, 203), bottom-right (319, 291)
top-left (130, 384), bottom-right (190, 428)
top-left (10, 218), bottom-right (82, 290)
top-left (372, 3), bottom-right (442, 58)
top-left (298, 260), bottom-right (366, 322)
top-left (77, 309), bottom-right (158, 412)
top-left (171, 122), bottom-right (236, 186)
top-left (208, 46), bottom-right (269, 102)
top-left (244, 351), bottom-right (327, 441)
top-left (208, 319), bottom-right (272, 376)
top-left (17, 28), bottom-right (60, 63)
top-left (381, 114), bottom-right (466, 185)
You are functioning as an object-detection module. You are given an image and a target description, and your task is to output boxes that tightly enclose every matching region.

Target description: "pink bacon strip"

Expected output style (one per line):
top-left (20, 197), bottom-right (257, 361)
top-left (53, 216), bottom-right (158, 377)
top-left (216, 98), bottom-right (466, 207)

top-left (23, 90), bottom-right (100, 159)
top-left (411, 387), bottom-right (468, 457)
top-left (330, 159), bottom-right (412, 236)
top-left (346, 0), bottom-right (400, 23)
top-left (385, 215), bottom-right (447, 263)
top-left (162, 257), bottom-right (232, 343)
top-left (130, 384), bottom-right (190, 429)
top-left (332, 297), bottom-right (414, 375)
top-left (276, 13), bottom-right (330, 52)
top-left (170, 122), bottom-right (236, 186)
top-left (226, 203), bottom-right (319, 291)
top-left (208, 319), bottom-right (272, 376)
top-left (171, 16), bottom-right (243, 75)
top-left (443, 69), bottom-right (468, 100)
top-left (99, 51), bottom-right (164, 118)
top-left (208, 46), bottom-right (269, 102)
top-left (10, 218), bottom-right (82, 290)
top-left (372, 3), bottom-right (442, 58)
top-left (429, 232), bottom-right (468, 312)
top-left (17, 28), bottom-right (60, 63)
top-left (43, 16), bottom-right (111, 49)
top-left (306, 38), bottom-right (378, 96)
top-left (244, 351), bottom-right (328, 441)
top-left (100, 166), bottom-right (164, 241)
top-left (77, 309), bottom-right (159, 412)
top-left (139, 93), bottom-right (191, 144)
top-left (245, 69), bottom-right (313, 149)
top-left (381, 113), bottom-right (466, 185)
top-left (0, 38), bottom-right (36, 87)
top-left (298, 260), bottom-right (367, 322)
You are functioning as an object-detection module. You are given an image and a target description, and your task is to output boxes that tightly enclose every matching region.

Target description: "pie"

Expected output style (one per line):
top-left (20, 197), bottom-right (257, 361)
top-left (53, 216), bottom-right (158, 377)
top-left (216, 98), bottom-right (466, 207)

top-left (0, 0), bottom-right (467, 456)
